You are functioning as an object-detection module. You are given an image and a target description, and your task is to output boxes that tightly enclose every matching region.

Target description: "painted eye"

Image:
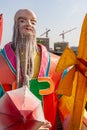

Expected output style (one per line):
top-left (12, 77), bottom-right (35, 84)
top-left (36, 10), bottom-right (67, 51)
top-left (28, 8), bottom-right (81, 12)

top-left (31, 21), bottom-right (36, 25)
top-left (18, 18), bottom-right (26, 24)
top-left (20, 19), bottom-right (25, 23)
top-left (32, 22), bottom-right (36, 25)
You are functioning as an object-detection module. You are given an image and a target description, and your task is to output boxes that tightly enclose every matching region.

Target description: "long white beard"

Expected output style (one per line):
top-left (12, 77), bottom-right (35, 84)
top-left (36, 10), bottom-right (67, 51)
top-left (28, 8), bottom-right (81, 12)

top-left (15, 34), bottom-right (36, 88)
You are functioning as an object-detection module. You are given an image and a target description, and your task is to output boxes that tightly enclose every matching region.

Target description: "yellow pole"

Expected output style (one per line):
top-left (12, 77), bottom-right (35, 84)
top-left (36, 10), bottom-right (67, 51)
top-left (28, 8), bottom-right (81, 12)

top-left (68, 14), bottom-right (87, 130)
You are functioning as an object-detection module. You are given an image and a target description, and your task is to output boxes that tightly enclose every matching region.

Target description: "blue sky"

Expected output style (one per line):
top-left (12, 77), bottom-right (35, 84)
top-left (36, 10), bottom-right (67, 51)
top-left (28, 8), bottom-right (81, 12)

top-left (0, 0), bottom-right (87, 49)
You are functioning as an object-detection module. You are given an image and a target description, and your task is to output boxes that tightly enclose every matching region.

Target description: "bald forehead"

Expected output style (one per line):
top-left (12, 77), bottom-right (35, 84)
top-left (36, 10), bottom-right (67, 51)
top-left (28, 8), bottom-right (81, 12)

top-left (30, 10), bottom-right (37, 19)
top-left (26, 10), bottom-right (37, 21)
top-left (14, 9), bottom-right (37, 22)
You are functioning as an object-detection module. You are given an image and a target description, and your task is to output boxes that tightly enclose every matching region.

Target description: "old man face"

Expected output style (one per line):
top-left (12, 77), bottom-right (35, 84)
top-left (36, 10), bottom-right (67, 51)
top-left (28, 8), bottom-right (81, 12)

top-left (13, 9), bottom-right (37, 87)
top-left (18, 13), bottom-right (36, 37)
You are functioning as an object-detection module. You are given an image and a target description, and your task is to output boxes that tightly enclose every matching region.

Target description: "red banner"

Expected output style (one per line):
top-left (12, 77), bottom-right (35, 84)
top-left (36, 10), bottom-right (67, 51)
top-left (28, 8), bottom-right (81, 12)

top-left (0, 14), bottom-right (3, 44)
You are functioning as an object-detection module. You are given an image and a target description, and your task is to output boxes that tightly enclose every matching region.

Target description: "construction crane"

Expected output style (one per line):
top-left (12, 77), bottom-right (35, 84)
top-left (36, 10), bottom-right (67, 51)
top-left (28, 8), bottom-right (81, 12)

top-left (40, 28), bottom-right (51, 38)
top-left (59, 27), bottom-right (77, 42)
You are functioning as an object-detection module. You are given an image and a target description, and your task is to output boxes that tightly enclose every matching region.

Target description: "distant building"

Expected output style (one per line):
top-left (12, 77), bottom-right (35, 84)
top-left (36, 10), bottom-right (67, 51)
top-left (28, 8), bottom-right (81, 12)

top-left (37, 37), bottom-right (49, 50)
top-left (53, 42), bottom-right (69, 55)
top-left (36, 38), bottom-right (78, 56)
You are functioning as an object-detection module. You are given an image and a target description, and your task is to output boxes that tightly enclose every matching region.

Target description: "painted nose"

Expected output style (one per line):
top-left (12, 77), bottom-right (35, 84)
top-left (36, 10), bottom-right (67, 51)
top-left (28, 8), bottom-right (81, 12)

top-left (26, 20), bottom-right (32, 26)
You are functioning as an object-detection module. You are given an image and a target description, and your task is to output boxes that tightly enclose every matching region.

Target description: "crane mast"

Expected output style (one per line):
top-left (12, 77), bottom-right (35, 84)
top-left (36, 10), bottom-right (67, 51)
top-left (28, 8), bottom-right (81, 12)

top-left (40, 28), bottom-right (51, 38)
top-left (59, 27), bottom-right (77, 42)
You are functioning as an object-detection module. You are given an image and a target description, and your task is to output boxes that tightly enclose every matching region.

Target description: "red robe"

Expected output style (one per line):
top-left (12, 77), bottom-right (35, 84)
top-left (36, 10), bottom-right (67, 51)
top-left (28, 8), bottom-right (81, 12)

top-left (0, 42), bottom-right (64, 130)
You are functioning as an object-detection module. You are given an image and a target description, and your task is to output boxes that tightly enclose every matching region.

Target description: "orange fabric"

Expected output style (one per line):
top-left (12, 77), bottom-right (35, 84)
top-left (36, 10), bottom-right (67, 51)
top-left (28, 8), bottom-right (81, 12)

top-left (55, 14), bottom-right (87, 130)
top-left (12, 81), bottom-right (17, 90)
top-left (58, 97), bottom-right (70, 121)
top-left (49, 53), bottom-right (62, 90)
top-left (0, 54), bottom-right (16, 84)
top-left (38, 77), bottom-right (54, 95)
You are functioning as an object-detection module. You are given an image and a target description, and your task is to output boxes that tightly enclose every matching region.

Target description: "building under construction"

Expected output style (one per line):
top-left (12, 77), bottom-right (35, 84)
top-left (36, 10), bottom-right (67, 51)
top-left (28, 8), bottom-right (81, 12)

top-left (53, 42), bottom-right (69, 55)
top-left (37, 38), bottom-right (77, 55)
top-left (37, 37), bottom-right (49, 51)
top-left (37, 28), bottom-right (51, 51)
top-left (36, 27), bottom-right (78, 55)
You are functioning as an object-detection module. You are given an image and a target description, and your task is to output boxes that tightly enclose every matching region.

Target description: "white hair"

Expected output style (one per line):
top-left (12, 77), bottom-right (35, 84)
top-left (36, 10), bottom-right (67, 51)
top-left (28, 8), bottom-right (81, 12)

top-left (12, 22), bottom-right (36, 88)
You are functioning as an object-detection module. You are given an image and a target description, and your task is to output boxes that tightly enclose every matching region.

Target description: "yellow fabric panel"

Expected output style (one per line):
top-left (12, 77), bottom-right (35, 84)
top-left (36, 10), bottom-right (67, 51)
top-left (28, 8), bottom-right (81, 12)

top-left (58, 73), bottom-right (77, 123)
top-left (32, 50), bottom-right (41, 78)
top-left (78, 14), bottom-right (87, 58)
top-left (56, 66), bottom-right (76, 96)
top-left (56, 47), bottom-right (77, 73)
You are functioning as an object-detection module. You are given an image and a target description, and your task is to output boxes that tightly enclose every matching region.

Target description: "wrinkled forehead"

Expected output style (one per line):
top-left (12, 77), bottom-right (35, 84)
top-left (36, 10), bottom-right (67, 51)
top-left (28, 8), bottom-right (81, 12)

top-left (14, 9), bottom-right (37, 22)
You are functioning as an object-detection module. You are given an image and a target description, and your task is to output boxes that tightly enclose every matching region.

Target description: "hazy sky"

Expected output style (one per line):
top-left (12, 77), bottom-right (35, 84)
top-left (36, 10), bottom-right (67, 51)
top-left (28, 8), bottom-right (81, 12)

top-left (0, 0), bottom-right (87, 49)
